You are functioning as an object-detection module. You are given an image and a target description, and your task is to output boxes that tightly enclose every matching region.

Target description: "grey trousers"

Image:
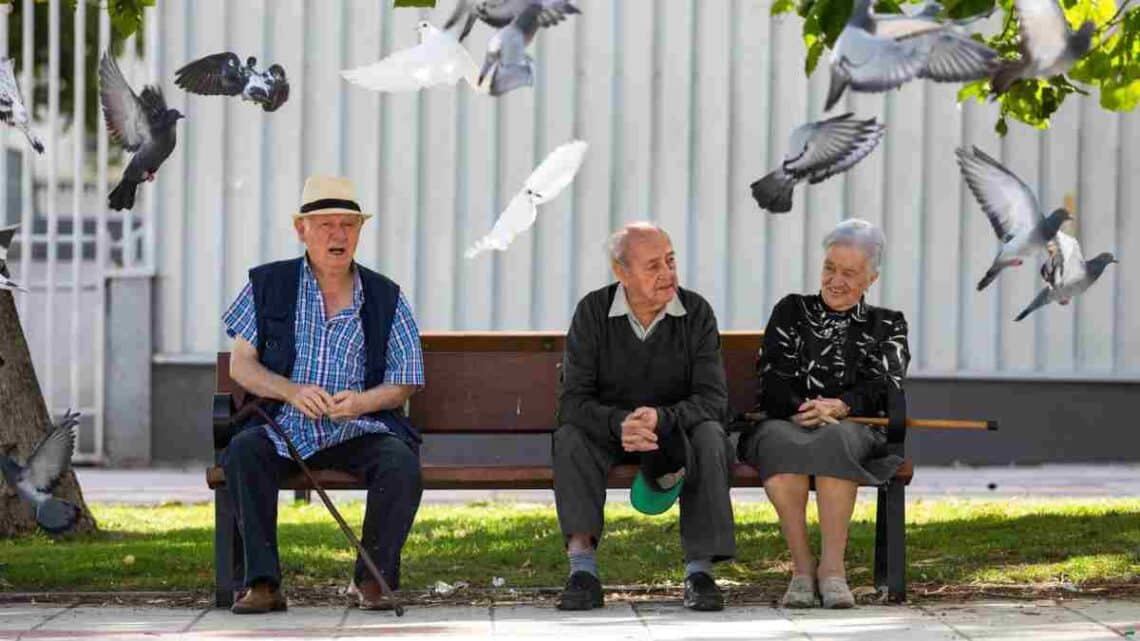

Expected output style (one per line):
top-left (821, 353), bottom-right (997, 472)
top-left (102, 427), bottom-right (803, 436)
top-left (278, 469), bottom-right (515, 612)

top-left (553, 420), bottom-right (736, 562)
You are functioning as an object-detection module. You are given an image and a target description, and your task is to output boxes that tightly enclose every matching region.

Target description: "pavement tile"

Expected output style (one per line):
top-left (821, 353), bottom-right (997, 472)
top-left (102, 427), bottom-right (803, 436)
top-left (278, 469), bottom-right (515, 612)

top-left (784, 605), bottom-right (964, 640)
top-left (338, 604), bottom-right (491, 640)
top-left (919, 600), bottom-right (1121, 640)
top-left (489, 603), bottom-right (649, 640)
top-left (634, 602), bottom-right (801, 640)
top-left (1060, 599), bottom-right (1140, 638)
top-left (0, 605), bottom-right (69, 632)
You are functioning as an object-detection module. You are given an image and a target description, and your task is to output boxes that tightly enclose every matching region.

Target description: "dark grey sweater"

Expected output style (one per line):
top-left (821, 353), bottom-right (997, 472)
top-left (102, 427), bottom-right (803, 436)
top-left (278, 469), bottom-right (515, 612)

top-left (557, 283), bottom-right (728, 443)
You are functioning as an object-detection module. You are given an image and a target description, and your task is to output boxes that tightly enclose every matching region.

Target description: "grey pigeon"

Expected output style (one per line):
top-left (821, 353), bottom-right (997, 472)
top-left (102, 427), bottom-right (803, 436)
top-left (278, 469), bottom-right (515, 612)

top-left (478, 3), bottom-right (542, 96)
top-left (991, 0), bottom-right (1095, 94)
top-left (750, 113), bottom-right (886, 214)
top-left (174, 53), bottom-right (290, 112)
top-left (955, 145), bottom-right (1071, 291)
top-left (100, 52), bottom-right (184, 211)
top-left (0, 410), bottom-right (81, 535)
top-left (0, 224), bottom-right (26, 293)
top-left (0, 58), bottom-right (43, 153)
top-left (1015, 231), bottom-right (1116, 320)
top-left (825, 0), bottom-right (999, 110)
top-left (446, 0), bottom-right (580, 42)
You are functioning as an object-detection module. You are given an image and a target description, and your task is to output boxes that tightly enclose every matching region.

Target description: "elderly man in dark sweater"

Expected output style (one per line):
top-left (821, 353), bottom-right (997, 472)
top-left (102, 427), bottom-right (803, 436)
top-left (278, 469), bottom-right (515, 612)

top-left (553, 222), bottom-right (736, 612)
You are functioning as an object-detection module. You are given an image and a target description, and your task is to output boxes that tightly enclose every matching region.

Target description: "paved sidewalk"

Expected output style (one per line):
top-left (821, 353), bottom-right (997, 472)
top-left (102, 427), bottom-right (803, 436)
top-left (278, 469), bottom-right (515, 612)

top-left (75, 464), bottom-right (1140, 505)
top-left (2, 599), bottom-right (1138, 640)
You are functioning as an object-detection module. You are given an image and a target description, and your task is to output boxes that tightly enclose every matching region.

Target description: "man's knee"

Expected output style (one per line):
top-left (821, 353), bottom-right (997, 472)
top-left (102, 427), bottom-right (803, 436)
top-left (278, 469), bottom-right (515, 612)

top-left (366, 438), bottom-right (423, 496)
top-left (689, 421), bottom-right (729, 461)
top-left (222, 427), bottom-right (274, 470)
top-left (553, 423), bottom-right (593, 460)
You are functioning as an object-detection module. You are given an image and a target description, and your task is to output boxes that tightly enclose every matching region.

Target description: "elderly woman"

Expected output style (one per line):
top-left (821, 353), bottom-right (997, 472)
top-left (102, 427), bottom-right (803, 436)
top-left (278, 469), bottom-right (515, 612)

top-left (738, 218), bottom-right (909, 609)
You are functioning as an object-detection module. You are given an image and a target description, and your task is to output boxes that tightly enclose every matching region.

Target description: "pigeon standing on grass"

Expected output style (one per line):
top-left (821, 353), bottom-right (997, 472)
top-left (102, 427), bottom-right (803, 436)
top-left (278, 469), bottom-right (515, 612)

top-left (99, 52), bottom-right (184, 211)
top-left (445, 0), bottom-right (581, 41)
top-left (174, 53), bottom-right (290, 112)
top-left (0, 224), bottom-right (26, 293)
top-left (1014, 231), bottom-right (1116, 320)
top-left (825, 0), bottom-right (998, 110)
top-left (750, 113), bottom-right (886, 214)
top-left (341, 20), bottom-right (482, 93)
top-left (990, 0), bottom-right (1095, 94)
top-left (466, 140), bottom-right (587, 257)
top-left (478, 3), bottom-right (543, 96)
top-left (955, 145), bottom-right (1070, 291)
top-left (0, 410), bottom-right (82, 535)
top-left (0, 58), bottom-right (43, 153)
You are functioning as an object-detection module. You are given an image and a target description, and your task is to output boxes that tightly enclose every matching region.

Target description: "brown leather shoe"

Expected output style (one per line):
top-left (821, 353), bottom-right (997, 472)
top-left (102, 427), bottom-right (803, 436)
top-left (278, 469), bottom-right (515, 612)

top-left (230, 583), bottom-right (288, 614)
top-left (356, 579), bottom-right (396, 611)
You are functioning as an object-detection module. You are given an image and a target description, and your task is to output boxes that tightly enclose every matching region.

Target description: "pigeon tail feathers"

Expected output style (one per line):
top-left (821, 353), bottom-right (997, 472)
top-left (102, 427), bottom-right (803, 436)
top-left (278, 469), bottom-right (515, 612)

top-left (750, 168), bottom-right (797, 214)
top-left (990, 59), bottom-right (1024, 95)
top-left (825, 67), bottom-right (849, 111)
top-left (108, 179), bottom-right (139, 211)
top-left (1015, 287), bottom-right (1052, 321)
top-left (976, 264), bottom-right (1003, 291)
top-left (36, 497), bottom-right (80, 534)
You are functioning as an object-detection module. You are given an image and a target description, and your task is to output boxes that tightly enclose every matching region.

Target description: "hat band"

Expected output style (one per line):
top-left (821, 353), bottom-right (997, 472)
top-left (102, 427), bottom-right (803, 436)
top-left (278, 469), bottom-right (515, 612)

top-left (300, 198), bottom-right (361, 213)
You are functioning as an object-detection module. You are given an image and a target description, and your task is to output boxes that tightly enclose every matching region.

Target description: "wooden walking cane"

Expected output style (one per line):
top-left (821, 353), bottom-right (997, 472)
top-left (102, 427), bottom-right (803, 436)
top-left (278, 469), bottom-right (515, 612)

top-left (742, 412), bottom-right (998, 430)
top-left (236, 399), bottom-right (406, 616)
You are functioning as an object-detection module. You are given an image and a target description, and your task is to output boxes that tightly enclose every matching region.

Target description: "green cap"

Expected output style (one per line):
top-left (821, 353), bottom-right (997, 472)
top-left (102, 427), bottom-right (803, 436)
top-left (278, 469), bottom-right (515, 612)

top-left (630, 470), bottom-right (684, 516)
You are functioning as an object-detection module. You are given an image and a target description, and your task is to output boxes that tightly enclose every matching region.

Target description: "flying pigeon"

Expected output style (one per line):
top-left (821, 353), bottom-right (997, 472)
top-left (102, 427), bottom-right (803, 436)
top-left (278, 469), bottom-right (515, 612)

top-left (174, 53), bottom-right (290, 112)
top-left (1014, 231), bottom-right (1116, 320)
top-left (445, 0), bottom-right (580, 42)
top-left (99, 52), bottom-right (184, 211)
top-left (0, 224), bottom-right (26, 293)
top-left (341, 20), bottom-right (481, 93)
top-left (750, 113), bottom-right (885, 214)
top-left (466, 139), bottom-right (587, 258)
top-left (955, 145), bottom-right (1071, 291)
top-left (990, 0), bottom-right (1095, 94)
top-left (825, 0), bottom-right (999, 110)
top-left (478, 2), bottom-right (542, 96)
top-left (0, 58), bottom-right (43, 153)
top-left (0, 410), bottom-right (82, 535)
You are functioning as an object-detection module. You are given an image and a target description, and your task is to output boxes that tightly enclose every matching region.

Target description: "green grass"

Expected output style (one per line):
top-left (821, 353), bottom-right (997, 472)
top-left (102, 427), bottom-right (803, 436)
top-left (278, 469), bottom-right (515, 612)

top-left (1, 499), bottom-right (1138, 594)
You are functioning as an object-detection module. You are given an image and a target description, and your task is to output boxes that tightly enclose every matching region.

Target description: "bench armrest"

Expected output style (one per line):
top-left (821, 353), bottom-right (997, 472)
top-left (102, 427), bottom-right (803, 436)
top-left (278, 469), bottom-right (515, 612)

top-left (213, 393), bottom-right (237, 451)
top-left (885, 386), bottom-right (907, 456)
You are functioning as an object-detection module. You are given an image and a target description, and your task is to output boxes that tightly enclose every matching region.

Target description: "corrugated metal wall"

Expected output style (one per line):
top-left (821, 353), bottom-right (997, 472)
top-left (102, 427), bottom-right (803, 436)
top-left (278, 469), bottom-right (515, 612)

top-left (149, 0), bottom-right (1140, 379)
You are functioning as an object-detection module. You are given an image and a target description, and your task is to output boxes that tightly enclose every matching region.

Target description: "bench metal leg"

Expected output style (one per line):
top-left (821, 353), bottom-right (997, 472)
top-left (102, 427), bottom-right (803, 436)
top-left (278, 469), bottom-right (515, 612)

top-left (882, 481), bottom-right (907, 602)
top-left (874, 484), bottom-right (888, 589)
top-left (214, 487), bottom-right (243, 608)
top-left (293, 489), bottom-right (311, 504)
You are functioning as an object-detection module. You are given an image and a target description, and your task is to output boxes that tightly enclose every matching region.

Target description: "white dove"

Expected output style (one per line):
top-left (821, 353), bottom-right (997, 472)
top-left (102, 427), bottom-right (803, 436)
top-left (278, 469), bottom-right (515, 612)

top-left (0, 410), bottom-right (82, 534)
top-left (1014, 231), bottom-right (1117, 321)
top-left (341, 20), bottom-right (483, 93)
top-left (0, 58), bottom-right (44, 154)
top-left (0, 224), bottom-right (26, 293)
top-left (466, 140), bottom-right (588, 258)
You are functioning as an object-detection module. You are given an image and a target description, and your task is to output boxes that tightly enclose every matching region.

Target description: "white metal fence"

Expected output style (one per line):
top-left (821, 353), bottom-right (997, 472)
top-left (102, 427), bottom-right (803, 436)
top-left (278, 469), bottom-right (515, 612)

top-left (4, 1), bottom-right (158, 463)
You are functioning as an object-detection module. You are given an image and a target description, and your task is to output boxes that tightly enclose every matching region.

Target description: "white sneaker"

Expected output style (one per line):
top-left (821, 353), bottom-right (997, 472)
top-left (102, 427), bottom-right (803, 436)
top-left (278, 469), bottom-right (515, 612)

top-left (819, 576), bottom-right (855, 609)
top-left (781, 574), bottom-right (817, 608)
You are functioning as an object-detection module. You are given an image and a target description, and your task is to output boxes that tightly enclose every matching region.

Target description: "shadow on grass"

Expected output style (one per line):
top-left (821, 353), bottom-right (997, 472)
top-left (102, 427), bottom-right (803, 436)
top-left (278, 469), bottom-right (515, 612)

top-left (1, 506), bottom-right (1137, 592)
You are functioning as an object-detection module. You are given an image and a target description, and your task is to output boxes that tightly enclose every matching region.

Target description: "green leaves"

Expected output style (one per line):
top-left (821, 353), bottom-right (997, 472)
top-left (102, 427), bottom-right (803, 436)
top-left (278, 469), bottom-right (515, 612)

top-left (779, 0), bottom-right (1139, 132)
top-left (106, 0), bottom-right (155, 40)
top-left (394, 0), bottom-right (437, 6)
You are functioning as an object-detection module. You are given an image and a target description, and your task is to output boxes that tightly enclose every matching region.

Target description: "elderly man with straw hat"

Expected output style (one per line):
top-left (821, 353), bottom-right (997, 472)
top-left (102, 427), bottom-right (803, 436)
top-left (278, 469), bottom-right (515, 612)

top-left (220, 176), bottom-right (425, 614)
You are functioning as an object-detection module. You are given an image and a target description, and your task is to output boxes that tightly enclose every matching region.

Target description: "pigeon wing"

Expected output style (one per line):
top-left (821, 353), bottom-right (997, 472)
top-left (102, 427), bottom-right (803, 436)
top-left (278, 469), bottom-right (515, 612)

top-left (465, 191), bottom-right (538, 258)
top-left (783, 113), bottom-right (884, 179)
top-left (1055, 230), bottom-right (1087, 286)
top-left (173, 52), bottom-right (248, 96)
top-left (872, 15), bottom-right (945, 39)
top-left (955, 145), bottom-right (1042, 241)
top-left (523, 140), bottom-right (588, 204)
top-left (99, 53), bottom-right (151, 152)
top-left (341, 27), bottom-right (478, 92)
top-left (21, 410), bottom-right (79, 494)
top-left (1014, 0), bottom-right (1069, 65)
top-left (911, 29), bottom-right (998, 81)
top-left (838, 28), bottom-right (927, 92)
top-left (0, 59), bottom-right (29, 122)
top-left (806, 119), bottom-right (886, 183)
top-left (263, 65), bottom-right (290, 112)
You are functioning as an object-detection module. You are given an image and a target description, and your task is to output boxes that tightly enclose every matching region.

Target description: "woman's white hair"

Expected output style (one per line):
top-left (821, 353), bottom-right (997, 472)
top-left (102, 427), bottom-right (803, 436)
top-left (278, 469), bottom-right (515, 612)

top-left (822, 218), bottom-right (886, 274)
top-left (606, 221), bottom-right (671, 266)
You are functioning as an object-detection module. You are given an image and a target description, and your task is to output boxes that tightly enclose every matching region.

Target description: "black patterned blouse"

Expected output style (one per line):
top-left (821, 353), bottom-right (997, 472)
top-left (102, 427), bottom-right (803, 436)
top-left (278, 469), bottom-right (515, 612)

top-left (758, 293), bottom-right (910, 419)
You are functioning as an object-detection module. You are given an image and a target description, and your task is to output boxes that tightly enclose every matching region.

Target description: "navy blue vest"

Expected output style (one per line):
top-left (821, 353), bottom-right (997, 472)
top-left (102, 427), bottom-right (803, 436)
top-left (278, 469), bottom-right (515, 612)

top-left (247, 257), bottom-right (421, 451)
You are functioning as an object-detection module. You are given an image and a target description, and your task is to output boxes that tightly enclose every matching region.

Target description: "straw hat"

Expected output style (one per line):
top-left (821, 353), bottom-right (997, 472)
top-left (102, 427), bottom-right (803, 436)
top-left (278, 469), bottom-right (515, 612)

top-left (292, 175), bottom-right (372, 221)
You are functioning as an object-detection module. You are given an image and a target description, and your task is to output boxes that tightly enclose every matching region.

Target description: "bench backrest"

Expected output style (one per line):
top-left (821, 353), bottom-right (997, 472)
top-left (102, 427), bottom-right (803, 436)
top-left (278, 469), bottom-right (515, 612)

top-left (215, 331), bottom-right (763, 433)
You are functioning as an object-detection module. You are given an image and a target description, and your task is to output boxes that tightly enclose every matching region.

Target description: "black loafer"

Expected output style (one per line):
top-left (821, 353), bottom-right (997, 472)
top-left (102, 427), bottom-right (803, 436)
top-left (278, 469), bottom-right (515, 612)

top-left (556, 571), bottom-right (604, 610)
top-left (683, 572), bottom-right (725, 611)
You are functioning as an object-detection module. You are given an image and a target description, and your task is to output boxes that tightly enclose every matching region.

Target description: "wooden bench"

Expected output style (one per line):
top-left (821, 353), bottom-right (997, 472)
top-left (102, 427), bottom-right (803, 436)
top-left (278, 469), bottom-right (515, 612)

top-left (208, 331), bottom-right (915, 607)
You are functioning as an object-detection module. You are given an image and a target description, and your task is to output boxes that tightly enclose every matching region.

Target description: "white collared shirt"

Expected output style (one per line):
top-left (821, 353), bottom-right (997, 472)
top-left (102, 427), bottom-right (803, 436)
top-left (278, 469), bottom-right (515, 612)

top-left (608, 283), bottom-right (687, 341)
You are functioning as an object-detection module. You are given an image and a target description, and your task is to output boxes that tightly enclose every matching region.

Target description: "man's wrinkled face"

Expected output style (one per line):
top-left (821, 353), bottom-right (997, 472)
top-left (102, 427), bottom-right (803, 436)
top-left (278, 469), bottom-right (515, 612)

top-left (614, 231), bottom-right (678, 310)
top-left (821, 243), bottom-right (877, 312)
top-left (295, 213), bottom-right (363, 272)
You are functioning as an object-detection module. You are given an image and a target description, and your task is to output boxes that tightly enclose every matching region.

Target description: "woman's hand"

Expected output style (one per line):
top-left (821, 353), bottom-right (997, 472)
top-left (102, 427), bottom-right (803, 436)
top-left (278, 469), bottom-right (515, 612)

top-left (792, 397), bottom-right (849, 428)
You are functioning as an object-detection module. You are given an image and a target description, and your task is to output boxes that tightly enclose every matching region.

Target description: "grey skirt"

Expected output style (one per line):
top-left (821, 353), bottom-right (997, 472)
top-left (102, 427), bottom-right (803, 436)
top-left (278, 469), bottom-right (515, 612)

top-left (737, 418), bottom-right (903, 485)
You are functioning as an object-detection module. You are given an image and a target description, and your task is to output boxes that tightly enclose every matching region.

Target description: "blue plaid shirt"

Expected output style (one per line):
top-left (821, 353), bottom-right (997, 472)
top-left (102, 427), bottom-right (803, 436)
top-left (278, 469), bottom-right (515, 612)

top-left (222, 258), bottom-right (424, 460)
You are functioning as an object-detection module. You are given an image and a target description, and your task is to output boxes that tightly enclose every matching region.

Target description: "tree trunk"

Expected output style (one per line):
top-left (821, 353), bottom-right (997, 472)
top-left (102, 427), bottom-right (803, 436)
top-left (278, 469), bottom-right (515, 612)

top-left (0, 290), bottom-right (96, 537)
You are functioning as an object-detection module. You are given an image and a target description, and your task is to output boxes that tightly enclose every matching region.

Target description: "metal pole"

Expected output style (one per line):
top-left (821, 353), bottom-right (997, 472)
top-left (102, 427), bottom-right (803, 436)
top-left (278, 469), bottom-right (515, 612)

top-left (17, 0), bottom-right (32, 323)
top-left (70, 0), bottom-right (86, 450)
top-left (94, 2), bottom-right (111, 463)
top-left (44, 0), bottom-right (59, 419)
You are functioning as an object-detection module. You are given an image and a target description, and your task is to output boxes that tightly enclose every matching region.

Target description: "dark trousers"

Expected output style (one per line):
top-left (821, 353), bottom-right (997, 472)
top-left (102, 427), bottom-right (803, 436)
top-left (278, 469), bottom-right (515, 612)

top-left (553, 420), bottom-right (736, 562)
top-left (220, 427), bottom-right (423, 590)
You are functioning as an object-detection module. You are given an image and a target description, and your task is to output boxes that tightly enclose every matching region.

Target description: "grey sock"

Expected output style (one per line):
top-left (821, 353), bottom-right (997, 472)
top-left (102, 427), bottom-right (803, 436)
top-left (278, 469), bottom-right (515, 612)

top-left (685, 558), bottom-right (713, 579)
top-left (569, 549), bottom-right (599, 578)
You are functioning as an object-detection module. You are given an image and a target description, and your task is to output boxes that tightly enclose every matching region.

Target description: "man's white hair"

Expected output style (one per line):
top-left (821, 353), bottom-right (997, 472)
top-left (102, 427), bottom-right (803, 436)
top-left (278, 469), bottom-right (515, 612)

top-left (822, 218), bottom-right (886, 274)
top-left (606, 221), bottom-right (671, 266)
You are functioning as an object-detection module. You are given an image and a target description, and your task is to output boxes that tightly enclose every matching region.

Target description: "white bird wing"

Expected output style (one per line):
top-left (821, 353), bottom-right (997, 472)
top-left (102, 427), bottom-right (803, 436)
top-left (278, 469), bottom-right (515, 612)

top-left (1051, 230), bottom-right (1087, 287)
top-left (341, 26), bottom-right (480, 92)
top-left (955, 145), bottom-right (1042, 242)
top-left (465, 191), bottom-right (538, 258)
top-left (872, 15), bottom-right (945, 39)
top-left (0, 274), bottom-right (27, 292)
top-left (523, 140), bottom-right (588, 204)
top-left (0, 58), bottom-right (29, 123)
top-left (1014, 0), bottom-right (1069, 65)
top-left (22, 410), bottom-right (79, 494)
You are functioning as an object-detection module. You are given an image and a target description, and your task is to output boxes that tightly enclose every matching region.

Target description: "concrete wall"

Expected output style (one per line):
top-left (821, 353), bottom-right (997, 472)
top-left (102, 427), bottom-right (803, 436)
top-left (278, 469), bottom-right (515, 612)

top-left (152, 363), bottom-right (1140, 467)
